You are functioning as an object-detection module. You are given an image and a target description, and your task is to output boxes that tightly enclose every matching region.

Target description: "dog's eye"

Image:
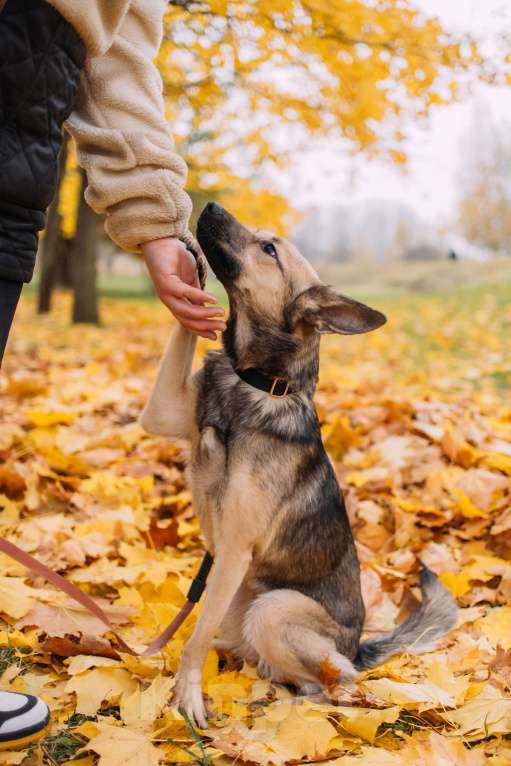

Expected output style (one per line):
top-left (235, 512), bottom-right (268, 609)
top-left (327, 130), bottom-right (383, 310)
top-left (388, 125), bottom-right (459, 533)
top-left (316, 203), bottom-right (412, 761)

top-left (261, 241), bottom-right (277, 258)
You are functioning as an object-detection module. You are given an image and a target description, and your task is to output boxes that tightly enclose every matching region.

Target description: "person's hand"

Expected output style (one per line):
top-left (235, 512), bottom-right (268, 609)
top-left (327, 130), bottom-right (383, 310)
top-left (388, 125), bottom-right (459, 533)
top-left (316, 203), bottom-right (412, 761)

top-left (142, 237), bottom-right (225, 340)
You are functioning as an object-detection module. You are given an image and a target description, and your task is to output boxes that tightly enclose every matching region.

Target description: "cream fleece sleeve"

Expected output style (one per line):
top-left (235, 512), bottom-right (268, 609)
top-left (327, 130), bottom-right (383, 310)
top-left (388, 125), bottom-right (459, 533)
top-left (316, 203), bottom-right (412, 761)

top-left (64, 0), bottom-right (192, 253)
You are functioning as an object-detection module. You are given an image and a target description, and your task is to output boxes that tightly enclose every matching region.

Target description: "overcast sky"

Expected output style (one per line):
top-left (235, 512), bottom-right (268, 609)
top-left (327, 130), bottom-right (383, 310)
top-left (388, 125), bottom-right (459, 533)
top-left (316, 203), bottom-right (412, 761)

top-left (283, 0), bottom-right (511, 229)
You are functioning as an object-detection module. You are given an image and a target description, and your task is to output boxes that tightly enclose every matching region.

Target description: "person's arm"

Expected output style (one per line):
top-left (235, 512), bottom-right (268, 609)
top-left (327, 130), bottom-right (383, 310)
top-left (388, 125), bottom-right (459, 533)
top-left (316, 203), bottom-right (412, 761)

top-left (63, 0), bottom-right (225, 337)
top-left (65, 0), bottom-right (190, 250)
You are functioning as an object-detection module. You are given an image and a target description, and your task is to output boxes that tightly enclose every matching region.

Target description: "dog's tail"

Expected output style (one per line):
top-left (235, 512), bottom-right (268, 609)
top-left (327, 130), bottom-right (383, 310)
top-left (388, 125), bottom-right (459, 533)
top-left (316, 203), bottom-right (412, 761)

top-left (355, 565), bottom-right (457, 670)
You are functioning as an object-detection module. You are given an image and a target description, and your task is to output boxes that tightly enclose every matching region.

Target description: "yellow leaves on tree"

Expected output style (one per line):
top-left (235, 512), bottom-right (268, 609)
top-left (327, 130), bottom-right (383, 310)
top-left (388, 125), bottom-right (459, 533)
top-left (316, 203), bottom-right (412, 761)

top-left (164, 0), bottom-right (482, 155)
top-left (58, 1), bottom-right (500, 239)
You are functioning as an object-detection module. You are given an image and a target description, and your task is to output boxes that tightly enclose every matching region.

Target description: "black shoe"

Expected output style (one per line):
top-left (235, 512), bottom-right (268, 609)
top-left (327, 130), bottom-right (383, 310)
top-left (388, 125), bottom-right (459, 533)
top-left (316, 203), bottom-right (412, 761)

top-left (0, 691), bottom-right (50, 750)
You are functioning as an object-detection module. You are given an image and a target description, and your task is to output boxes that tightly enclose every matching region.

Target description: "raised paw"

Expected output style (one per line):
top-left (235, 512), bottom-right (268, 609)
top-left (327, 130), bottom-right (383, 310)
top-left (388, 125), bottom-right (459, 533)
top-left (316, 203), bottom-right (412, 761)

top-left (172, 669), bottom-right (208, 730)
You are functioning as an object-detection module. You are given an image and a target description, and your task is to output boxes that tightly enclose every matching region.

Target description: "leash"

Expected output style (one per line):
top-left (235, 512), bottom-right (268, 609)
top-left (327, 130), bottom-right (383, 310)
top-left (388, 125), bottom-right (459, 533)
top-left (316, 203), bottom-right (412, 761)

top-left (0, 537), bottom-right (213, 656)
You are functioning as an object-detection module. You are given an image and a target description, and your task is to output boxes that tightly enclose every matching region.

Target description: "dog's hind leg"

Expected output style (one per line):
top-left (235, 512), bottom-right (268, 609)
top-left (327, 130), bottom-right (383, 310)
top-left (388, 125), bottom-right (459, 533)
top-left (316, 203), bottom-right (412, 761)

top-left (243, 589), bottom-right (358, 691)
top-left (214, 583), bottom-right (261, 665)
top-left (139, 325), bottom-right (197, 439)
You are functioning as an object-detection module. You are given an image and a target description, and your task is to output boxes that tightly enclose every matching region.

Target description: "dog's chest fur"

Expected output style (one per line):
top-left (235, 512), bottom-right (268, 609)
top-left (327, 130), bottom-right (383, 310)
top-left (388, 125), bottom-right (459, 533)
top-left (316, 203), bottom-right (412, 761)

top-left (189, 350), bottom-right (365, 641)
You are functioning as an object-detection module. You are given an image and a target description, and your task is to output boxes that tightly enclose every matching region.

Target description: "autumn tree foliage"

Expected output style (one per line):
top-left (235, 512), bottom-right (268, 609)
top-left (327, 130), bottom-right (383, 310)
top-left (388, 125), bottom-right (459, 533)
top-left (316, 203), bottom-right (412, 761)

top-left (42, 0), bottom-right (490, 321)
top-left (161, 0), bottom-right (486, 227)
top-left (458, 113), bottom-right (511, 253)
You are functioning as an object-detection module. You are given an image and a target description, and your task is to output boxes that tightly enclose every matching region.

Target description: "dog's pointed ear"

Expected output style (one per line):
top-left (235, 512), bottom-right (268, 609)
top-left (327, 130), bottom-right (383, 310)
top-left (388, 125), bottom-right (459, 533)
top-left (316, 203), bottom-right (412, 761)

top-left (290, 285), bottom-right (387, 335)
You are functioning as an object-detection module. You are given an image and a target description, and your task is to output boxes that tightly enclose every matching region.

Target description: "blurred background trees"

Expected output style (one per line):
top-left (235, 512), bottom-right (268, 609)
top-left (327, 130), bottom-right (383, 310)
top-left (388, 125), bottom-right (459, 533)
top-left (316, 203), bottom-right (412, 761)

top-left (458, 112), bottom-right (511, 253)
top-left (37, 0), bottom-right (492, 322)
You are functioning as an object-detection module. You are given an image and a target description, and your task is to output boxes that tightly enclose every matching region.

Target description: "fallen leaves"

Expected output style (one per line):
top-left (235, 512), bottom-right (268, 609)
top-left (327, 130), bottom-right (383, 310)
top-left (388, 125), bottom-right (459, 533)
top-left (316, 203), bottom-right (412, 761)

top-left (85, 721), bottom-right (162, 766)
top-left (338, 705), bottom-right (400, 743)
top-left (65, 666), bottom-right (138, 715)
top-left (213, 702), bottom-right (339, 765)
top-left (477, 606), bottom-right (511, 650)
top-left (442, 684), bottom-right (511, 739)
top-left (361, 678), bottom-right (456, 710)
top-left (17, 600), bottom-right (134, 639)
top-left (0, 289), bottom-right (510, 764)
top-left (120, 675), bottom-right (174, 731)
top-left (0, 577), bottom-right (37, 619)
top-left (330, 731), bottom-right (488, 766)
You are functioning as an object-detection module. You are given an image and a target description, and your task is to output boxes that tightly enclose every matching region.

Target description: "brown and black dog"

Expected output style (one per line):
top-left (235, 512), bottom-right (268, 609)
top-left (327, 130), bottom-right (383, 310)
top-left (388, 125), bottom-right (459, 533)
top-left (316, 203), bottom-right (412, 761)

top-left (140, 203), bottom-right (457, 727)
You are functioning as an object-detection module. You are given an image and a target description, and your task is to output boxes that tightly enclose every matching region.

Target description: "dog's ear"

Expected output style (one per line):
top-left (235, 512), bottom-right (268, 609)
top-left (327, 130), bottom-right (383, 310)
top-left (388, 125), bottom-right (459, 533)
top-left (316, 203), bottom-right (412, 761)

top-left (290, 285), bottom-right (386, 335)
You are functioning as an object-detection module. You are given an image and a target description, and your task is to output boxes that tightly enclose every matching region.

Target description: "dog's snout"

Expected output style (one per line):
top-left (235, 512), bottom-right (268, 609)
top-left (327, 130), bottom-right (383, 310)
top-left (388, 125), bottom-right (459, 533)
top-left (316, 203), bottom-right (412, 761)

top-left (204, 201), bottom-right (224, 216)
top-left (197, 203), bottom-right (251, 285)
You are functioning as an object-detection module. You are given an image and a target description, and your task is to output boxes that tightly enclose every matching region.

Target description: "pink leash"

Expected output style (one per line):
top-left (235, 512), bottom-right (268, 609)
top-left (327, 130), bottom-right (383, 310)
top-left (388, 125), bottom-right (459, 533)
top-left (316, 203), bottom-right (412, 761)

top-left (0, 537), bottom-right (213, 656)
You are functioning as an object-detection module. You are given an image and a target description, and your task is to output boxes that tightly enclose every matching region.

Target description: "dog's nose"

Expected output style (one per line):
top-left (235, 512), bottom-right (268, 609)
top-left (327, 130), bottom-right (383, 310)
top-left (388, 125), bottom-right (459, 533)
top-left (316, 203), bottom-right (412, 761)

top-left (204, 201), bottom-right (224, 216)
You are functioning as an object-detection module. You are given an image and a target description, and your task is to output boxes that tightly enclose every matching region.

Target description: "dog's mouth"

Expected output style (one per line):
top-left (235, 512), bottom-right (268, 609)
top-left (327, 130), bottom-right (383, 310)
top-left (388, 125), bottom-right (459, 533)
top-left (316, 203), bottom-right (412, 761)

top-left (196, 203), bottom-right (250, 284)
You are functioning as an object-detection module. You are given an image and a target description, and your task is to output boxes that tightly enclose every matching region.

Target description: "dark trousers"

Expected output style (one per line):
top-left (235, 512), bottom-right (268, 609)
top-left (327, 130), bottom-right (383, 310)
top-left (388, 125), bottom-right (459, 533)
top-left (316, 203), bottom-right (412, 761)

top-left (0, 280), bottom-right (22, 364)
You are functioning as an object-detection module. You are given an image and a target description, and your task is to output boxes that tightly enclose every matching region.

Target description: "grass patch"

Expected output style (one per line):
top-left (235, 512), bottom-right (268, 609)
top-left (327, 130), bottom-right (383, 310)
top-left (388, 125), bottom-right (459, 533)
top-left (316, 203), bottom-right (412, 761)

top-left (379, 711), bottom-right (430, 737)
top-left (40, 715), bottom-right (94, 765)
top-left (0, 645), bottom-right (34, 676)
top-left (41, 730), bottom-right (89, 765)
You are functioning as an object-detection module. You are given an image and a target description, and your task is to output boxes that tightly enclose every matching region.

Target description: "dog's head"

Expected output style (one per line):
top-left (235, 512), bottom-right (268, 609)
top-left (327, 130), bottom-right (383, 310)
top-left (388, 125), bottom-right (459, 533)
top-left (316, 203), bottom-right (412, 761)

top-left (197, 202), bottom-right (386, 370)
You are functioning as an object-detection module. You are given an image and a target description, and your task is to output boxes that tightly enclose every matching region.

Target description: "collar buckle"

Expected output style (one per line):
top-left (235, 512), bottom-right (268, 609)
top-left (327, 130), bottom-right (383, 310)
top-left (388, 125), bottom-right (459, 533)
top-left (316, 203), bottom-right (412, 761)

top-left (269, 377), bottom-right (290, 398)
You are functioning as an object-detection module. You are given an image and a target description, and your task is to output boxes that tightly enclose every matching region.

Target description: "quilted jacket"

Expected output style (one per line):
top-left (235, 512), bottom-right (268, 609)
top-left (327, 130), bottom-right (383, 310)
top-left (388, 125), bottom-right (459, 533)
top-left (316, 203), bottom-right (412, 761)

top-left (0, 0), bottom-right (85, 282)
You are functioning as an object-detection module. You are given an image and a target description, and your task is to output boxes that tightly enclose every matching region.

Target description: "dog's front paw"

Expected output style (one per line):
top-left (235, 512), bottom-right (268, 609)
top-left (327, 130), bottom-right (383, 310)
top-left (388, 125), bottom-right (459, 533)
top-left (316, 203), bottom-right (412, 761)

top-left (172, 669), bottom-right (208, 730)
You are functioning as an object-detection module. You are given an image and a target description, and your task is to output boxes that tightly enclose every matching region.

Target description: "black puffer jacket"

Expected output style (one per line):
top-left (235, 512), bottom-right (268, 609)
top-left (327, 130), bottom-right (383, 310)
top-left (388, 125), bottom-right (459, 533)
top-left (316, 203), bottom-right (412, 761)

top-left (0, 0), bottom-right (85, 283)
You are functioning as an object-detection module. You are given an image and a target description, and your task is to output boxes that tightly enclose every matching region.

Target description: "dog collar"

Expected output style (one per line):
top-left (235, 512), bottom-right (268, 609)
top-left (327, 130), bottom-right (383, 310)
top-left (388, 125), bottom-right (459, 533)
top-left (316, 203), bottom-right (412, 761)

top-left (236, 368), bottom-right (292, 398)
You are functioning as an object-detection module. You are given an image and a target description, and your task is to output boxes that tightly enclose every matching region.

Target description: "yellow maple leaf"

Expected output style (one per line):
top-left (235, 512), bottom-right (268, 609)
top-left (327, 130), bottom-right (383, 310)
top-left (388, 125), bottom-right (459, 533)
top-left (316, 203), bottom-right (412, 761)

top-left (0, 494), bottom-right (20, 527)
top-left (206, 668), bottom-right (253, 719)
top-left (72, 721), bottom-right (100, 740)
top-left (442, 684), bottom-right (511, 738)
top-left (120, 674), bottom-right (174, 730)
top-left (362, 678), bottom-right (455, 709)
top-left (439, 570), bottom-right (472, 597)
top-left (0, 577), bottom-right (36, 619)
top-left (272, 709), bottom-right (337, 761)
top-left (477, 606), bottom-right (511, 650)
top-left (65, 655), bottom-right (120, 676)
top-left (0, 753), bottom-right (28, 765)
top-left (65, 667), bottom-right (138, 715)
top-left (25, 410), bottom-right (76, 427)
top-left (484, 452), bottom-right (511, 475)
top-left (86, 722), bottom-right (162, 766)
top-left (338, 705), bottom-right (400, 744)
top-left (455, 488), bottom-right (488, 519)
top-left (425, 657), bottom-right (470, 705)
top-left (405, 731), bottom-right (486, 765)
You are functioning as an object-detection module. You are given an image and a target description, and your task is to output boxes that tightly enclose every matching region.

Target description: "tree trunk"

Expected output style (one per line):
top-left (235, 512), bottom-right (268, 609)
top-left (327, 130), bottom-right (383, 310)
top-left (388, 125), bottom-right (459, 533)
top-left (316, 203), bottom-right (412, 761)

top-left (70, 168), bottom-right (99, 324)
top-left (37, 133), bottom-right (69, 314)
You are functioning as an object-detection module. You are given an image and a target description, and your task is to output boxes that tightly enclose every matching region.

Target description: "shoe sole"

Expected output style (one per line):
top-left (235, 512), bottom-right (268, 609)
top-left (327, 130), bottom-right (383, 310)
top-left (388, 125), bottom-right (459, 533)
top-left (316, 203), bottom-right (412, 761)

top-left (0, 723), bottom-right (51, 751)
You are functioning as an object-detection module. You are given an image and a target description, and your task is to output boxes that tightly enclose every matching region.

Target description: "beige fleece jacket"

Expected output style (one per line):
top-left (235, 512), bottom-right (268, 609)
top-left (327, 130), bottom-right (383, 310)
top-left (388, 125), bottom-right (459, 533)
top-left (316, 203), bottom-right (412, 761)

top-left (47, 0), bottom-right (192, 253)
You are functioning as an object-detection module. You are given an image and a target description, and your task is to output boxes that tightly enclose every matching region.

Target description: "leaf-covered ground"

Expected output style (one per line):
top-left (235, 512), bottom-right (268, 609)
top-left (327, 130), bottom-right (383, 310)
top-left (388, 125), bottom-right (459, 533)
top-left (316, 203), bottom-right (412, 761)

top-left (0, 283), bottom-right (510, 766)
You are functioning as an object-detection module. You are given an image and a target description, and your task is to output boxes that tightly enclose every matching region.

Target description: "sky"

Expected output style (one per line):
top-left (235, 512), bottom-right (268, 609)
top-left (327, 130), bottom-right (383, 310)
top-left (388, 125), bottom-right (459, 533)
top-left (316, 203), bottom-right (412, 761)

top-left (282, 0), bottom-right (511, 231)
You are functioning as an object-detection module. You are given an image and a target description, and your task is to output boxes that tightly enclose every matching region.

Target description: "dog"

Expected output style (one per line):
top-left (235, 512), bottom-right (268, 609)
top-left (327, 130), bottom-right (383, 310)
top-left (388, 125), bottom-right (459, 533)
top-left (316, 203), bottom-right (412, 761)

top-left (140, 202), bottom-right (457, 728)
